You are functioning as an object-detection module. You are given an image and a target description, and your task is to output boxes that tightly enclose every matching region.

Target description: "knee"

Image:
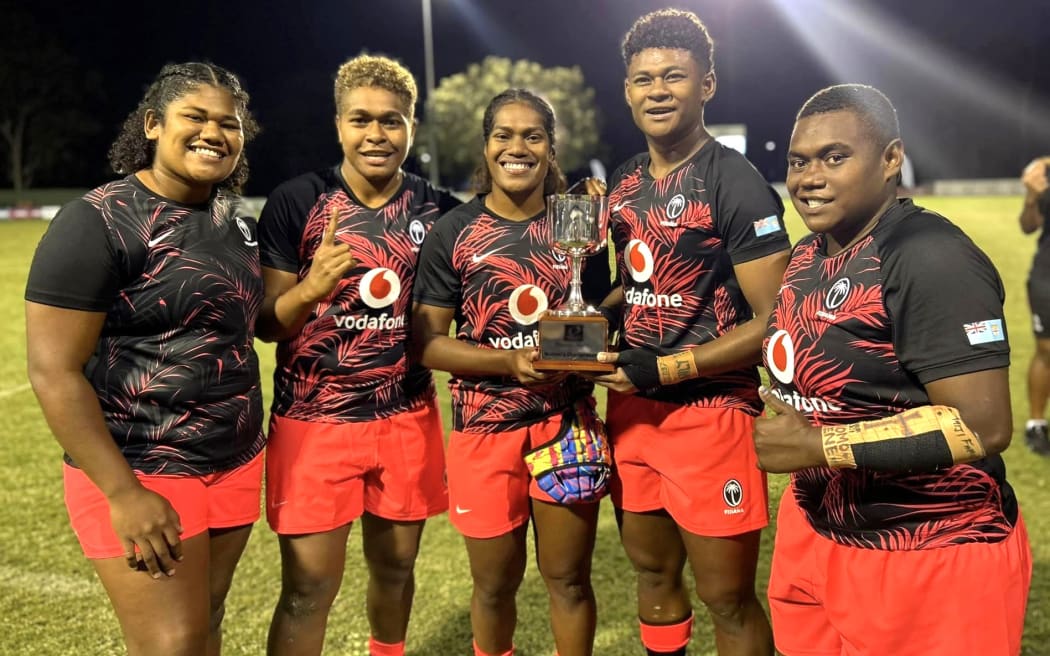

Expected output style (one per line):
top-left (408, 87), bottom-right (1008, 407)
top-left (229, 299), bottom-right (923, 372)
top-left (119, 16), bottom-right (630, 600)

top-left (538, 562), bottom-right (591, 605)
top-left (367, 549), bottom-right (418, 587)
top-left (278, 574), bottom-right (342, 618)
top-left (695, 585), bottom-right (758, 625)
top-left (129, 624), bottom-right (209, 656)
top-left (472, 572), bottom-right (523, 609)
top-left (629, 553), bottom-right (682, 593)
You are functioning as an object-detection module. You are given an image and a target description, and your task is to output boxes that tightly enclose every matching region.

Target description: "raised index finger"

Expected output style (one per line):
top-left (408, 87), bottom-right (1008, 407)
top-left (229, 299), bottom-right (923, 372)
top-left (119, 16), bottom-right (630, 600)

top-left (323, 207), bottom-right (340, 246)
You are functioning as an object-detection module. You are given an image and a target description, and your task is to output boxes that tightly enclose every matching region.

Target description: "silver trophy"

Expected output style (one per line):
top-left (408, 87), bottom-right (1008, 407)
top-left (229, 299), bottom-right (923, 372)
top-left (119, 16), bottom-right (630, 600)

top-left (535, 194), bottom-right (613, 371)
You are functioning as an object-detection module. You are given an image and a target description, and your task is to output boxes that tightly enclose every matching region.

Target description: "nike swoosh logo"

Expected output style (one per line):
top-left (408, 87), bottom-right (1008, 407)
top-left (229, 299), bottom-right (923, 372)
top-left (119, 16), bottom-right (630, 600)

top-left (612, 201), bottom-right (628, 212)
top-left (471, 249), bottom-right (502, 264)
top-left (454, 505), bottom-right (472, 514)
top-left (147, 231), bottom-right (175, 248)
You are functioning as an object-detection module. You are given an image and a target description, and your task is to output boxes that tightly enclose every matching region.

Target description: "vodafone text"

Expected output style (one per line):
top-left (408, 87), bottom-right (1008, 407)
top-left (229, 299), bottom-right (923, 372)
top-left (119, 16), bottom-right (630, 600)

top-left (768, 387), bottom-right (843, 413)
top-left (625, 287), bottom-right (684, 308)
top-left (488, 330), bottom-right (540, 349)
top-left (334, 313), bottom-right (405, 330)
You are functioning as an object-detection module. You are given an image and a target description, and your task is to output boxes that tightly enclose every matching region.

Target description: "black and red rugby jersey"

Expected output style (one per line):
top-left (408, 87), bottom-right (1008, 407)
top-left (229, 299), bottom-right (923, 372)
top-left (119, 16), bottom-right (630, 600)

top-left (413, 196), bottom-right (611, 433)
top-left (608, 139), bottom-right (789, 411)
top-left (764, 199), bottom-right (1018, 550)
top-left (26, 175), bottom-right (265, 476)
top-left (258, 166), bottom-right (459, 422)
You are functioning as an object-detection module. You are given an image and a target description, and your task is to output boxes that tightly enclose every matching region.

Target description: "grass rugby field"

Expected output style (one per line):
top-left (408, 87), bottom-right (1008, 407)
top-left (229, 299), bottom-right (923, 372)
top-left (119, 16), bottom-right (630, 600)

top-left (0, 195), bottom-right (1046, 654)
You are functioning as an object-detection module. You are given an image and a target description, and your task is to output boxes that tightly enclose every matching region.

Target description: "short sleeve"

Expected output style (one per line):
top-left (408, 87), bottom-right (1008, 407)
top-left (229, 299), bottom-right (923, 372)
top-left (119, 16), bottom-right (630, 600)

top-left (258, 176), bottom-right (322, 273)
top-left (712, 150), bottom-right (789, 264)
top-left (882, 217), bottom-right (1009, 384)
top-left (413, 211), bottom-right (465, 308)
top-left (25, 199), bottom-right (121, 311)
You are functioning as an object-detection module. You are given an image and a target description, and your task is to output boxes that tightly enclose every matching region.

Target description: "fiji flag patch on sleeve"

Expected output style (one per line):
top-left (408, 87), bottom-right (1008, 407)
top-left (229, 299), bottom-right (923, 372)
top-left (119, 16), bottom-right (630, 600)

top-left (753, 215), bottom-right (781, 237)
top-left (964, 319), bottom-right (1005, 345)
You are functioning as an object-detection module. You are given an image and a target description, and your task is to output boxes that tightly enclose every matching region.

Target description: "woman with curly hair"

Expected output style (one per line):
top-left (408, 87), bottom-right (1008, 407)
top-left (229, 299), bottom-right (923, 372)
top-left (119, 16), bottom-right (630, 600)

top-left (257, 53), bottom-right (460, 656)
top-left (25, 61), bottom-right (263, 656)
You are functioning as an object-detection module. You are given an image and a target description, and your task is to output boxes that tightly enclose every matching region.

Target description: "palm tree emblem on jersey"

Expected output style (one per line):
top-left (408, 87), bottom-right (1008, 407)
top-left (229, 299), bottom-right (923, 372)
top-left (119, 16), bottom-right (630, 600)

top-left (723, 479), bottom-right (743, 507)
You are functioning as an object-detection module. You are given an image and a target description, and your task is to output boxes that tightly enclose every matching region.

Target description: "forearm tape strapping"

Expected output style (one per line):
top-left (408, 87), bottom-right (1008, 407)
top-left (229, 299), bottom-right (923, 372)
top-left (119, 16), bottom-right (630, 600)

top-left (656, 352), bottom-right (699, 386)
top-left (821, 405), bottom-right (986, 471)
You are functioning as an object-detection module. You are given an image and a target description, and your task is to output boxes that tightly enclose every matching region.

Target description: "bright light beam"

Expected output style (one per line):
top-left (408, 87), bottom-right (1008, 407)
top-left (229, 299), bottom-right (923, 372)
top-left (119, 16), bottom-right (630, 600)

top-left (767, 0), bottom-right (1050, 175)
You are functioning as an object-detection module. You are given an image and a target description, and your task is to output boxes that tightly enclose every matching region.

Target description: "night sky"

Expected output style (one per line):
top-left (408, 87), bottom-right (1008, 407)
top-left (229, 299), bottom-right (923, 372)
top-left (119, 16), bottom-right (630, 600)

top-left (15, 0), bottom-right (1050, 194)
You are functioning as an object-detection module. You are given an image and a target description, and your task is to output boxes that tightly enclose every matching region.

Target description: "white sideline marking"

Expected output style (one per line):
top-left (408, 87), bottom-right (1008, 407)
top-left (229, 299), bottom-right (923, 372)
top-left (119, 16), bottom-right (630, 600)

top-left (0, 565), bottom-right (97, 598)
top-left (0, 383), bottom-right (31, 399)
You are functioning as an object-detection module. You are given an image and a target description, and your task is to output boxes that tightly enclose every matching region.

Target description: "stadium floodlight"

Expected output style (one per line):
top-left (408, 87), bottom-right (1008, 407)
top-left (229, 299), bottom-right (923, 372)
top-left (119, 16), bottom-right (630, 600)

top-left (422, 0), bottom-right (440, 186)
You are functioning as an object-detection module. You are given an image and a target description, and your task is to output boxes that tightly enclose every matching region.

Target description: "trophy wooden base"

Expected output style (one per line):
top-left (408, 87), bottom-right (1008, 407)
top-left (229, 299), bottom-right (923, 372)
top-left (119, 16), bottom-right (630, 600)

top-left (534, 313), bottom-right (615, 372)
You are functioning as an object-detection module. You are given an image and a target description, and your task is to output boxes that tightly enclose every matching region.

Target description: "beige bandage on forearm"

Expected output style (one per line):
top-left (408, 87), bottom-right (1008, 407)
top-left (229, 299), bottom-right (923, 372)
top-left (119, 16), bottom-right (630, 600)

top-left (820, 405), bottom-right (987, 470)
top-left (656, 352), bottom-right (699, 386)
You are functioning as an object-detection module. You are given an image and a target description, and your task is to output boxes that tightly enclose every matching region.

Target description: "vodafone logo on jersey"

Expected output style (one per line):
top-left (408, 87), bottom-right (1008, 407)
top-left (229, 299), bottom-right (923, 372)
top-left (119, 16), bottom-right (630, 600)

top-left (625, 239), bottom-right (654, 283)
top-left (764, 329), bottom-right (844, 413)
top-left (508, 285), bottom-right (549, 325)
top-left (359, 268), bottom-right (401, 309)
top-left (766, 329), bottom-right (795, 385)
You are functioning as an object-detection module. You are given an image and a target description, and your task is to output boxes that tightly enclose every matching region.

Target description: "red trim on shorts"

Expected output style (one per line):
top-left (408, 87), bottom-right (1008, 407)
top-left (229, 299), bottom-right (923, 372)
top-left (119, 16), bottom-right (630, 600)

top-left (446, 414), bottom-right (564, 539)
top-left (63, 451), bottom-right (263, 559)
top-left (769, 485), bottom-right (1032, 656)
top-left (266, 400), bottom-right (448, 535)
top-left (607, 393), bottom-right (768, 536)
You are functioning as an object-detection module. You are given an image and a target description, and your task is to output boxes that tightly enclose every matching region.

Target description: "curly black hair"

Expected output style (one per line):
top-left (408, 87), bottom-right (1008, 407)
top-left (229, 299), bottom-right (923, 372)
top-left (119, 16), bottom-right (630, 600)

top-left (334, 54), bottom-right (418, 117)
top-left (471, 88), bottom-right (567, 196)
top-left (107, 62), bottom-right (260, 192)
top-left (797, 84), bottom-right (901, 149)
top-left (621, 8), bottom-right (714, 73)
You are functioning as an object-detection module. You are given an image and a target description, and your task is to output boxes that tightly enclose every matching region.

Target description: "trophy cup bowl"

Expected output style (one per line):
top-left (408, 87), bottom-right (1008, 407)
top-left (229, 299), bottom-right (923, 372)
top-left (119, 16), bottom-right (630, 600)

top-left (534, 194), bottom-right (615, 372)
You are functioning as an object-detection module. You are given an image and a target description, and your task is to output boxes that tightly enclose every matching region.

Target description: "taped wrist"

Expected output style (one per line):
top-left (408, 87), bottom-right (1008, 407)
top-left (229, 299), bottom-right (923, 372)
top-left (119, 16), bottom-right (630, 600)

top-left (821, 405), bottom-right (986, 471)
top-left (656, 352), bottom-right (699, 386)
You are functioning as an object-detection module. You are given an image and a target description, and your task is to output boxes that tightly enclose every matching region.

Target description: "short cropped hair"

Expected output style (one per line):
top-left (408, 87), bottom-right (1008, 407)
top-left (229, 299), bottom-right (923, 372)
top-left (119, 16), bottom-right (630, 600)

top-left (334, 54), bottom-right (418, 117)
top-left (621, 8), bottom-right (714, 72)
top-left (797, 84), bottom-right (901, 149)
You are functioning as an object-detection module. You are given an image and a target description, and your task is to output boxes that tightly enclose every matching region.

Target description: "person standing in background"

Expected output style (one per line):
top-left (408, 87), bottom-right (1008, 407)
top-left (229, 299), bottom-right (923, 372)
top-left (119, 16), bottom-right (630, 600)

top-left (1019, 155), bottom-right (1050, 455)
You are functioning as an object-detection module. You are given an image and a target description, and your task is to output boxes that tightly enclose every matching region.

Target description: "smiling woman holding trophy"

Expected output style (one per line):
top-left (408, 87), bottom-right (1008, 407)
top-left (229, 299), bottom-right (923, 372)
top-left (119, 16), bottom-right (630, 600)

top-left (412, 88), bottom-right (611, 656)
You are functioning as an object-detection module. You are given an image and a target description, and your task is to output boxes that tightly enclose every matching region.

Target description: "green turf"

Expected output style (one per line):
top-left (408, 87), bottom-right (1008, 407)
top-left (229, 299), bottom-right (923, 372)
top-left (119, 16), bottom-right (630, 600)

top-left (0, 189), bottom-right (88, 207)
top-left (1, 196), bottom-right (1046, 654)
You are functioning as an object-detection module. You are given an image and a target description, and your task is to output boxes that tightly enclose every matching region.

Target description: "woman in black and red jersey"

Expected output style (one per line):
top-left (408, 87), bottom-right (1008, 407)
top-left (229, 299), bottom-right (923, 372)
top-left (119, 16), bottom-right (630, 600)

top-left (412, 89), bottom-right (610, 656)
top-left (26, 63), bottom-right (264, 655)
top-left (753, 83), bottom-right (1030, 656)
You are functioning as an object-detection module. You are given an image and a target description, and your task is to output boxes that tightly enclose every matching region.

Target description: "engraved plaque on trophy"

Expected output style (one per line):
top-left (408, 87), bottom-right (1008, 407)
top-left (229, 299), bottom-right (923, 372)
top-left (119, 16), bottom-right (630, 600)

top-left (534, 194), bottom-right (615, 372)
